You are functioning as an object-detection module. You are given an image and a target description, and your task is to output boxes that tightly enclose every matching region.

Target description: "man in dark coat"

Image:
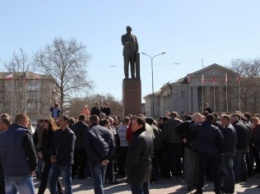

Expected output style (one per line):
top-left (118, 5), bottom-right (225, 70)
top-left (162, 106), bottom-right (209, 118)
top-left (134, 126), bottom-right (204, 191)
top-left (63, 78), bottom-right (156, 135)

top-left (163, 111), bottom-right (183, 178)
top-left (145, 117), bottom-right (163, 182)
top-left (101, 102), bottom-right (111, 116)
top-left (0, 114), bottom-right (10, 132)
top-left (48, 115), bottom-right (76, 194)
top-left (85, 115), bottom-right (115, 194)
top-left (190, 114), bottom-right (224, 194)
top-left (125, 116), bottom-right (153, 194)
top-left (231, 114), bottom-right (249, 182)
top-left (203, 103), bottom-right (212, 115)
top-left (176, 114), bottom-right (199, 192)
top-left (71, 114), bottom-right (89, 179)
top-left (0, 114), bottom-right (11, 194)
top-left (220, 115), bottom-right (237, 193)
top-left (158, 116), bottom-right (169, 178)
top-left (91, 102), bottom-right (101, 116)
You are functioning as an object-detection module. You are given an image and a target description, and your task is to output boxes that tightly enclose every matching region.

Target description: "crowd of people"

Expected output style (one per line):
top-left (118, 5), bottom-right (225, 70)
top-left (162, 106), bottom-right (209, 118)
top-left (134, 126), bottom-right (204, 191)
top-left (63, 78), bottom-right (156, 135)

top-left (1, 102), bottom-right (260, 194)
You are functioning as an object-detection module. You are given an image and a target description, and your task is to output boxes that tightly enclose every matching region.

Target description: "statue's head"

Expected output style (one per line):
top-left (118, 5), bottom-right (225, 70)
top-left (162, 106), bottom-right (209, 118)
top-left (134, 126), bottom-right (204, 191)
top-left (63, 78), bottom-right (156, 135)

top-left (126, 26), bottom-right (132, 33)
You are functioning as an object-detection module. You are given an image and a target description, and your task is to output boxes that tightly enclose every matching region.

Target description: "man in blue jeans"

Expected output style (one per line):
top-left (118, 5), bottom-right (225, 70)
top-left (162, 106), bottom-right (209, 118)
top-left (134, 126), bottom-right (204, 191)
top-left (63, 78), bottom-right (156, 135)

top-left (48, 115), bottom-right (76, 194)
top-left (85, 115), bottom-right (115, 194)
top-left (220, 115), bottom-right (237, 193)
top-left (0, 113), bottom-right (37, 194)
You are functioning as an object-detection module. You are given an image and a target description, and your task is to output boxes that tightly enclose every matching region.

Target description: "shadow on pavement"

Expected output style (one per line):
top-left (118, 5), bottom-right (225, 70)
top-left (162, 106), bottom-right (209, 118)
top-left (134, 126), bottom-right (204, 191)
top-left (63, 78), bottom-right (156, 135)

top-left (34, 175), bottom-right (260, 194)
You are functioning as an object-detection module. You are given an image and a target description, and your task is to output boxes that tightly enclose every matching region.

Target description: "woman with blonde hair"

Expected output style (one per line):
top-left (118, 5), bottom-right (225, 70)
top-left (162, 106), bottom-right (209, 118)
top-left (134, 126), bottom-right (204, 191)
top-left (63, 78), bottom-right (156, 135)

top-left (37, 118), bottom-right (63, 194)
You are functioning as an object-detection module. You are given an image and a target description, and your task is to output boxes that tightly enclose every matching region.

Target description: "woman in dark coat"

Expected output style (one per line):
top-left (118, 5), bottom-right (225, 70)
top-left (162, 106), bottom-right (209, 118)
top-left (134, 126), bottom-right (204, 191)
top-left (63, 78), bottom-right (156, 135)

top-left (37, 118), bottom-right (63, 194)
top-left (125, 116), bottom-right (153, 194)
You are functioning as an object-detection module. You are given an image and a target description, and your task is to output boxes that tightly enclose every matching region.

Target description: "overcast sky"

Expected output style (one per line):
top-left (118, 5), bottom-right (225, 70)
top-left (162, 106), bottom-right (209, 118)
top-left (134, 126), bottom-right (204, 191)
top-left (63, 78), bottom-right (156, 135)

top-left (1, 0), bottom-right (260, 101)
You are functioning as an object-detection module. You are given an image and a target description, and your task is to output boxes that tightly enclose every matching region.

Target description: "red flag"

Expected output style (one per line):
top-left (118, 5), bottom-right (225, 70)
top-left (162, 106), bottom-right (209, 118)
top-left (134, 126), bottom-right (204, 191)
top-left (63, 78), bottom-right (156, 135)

top-left (212, 74), bottom-right (216, 83)
top-left (5, 73), bottom-right (13, 80)
top-left (201, 74), bottom-right (204, 83)
top-left (237, 74), bottom-right (241, 83)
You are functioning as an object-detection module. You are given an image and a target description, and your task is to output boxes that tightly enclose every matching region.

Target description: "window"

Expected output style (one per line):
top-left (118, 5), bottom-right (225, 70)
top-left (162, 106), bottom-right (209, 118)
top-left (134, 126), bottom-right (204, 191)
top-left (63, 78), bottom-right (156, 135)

top-left (28, 80), bottom-right (40, 91)
top-left (29, 80), bottom-right (38, 87)
top-left (27, 102), bottom-right (36, 109)
top-left (5, 81), bottom-right (13, 90)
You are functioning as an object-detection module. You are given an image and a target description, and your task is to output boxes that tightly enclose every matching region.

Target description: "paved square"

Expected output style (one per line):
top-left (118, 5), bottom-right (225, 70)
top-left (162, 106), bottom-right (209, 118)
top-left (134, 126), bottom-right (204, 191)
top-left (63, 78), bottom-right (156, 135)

top-left (34, 176), bottom-right (260, 194)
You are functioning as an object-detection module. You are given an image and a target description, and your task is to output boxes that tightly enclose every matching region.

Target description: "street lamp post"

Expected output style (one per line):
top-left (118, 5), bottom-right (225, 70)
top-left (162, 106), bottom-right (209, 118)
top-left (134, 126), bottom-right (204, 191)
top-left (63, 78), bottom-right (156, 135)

top-left (142, 52), bottom-right (166, 118)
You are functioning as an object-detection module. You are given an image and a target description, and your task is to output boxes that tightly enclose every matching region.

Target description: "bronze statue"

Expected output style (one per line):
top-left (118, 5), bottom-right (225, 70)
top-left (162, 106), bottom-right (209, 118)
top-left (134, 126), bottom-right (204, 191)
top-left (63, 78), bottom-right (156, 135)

top-left (121, 26), bottom-right (139, 79)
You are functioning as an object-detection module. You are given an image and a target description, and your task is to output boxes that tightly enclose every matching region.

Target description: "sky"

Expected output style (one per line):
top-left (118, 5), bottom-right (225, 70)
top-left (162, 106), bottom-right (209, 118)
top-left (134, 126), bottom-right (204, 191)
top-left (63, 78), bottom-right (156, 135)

top-left (1, 0), bottom-right (260, 102)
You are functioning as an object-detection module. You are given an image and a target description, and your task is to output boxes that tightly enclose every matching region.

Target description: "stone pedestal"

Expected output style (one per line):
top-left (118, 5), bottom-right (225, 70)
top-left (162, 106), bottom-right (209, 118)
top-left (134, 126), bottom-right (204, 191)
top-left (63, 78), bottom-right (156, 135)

top-left (123, 79), bottom-right (142, 116)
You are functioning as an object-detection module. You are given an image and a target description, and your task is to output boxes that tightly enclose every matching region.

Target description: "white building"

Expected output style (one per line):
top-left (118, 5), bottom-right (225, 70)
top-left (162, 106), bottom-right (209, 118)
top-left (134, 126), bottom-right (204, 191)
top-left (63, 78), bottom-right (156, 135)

top-left (144, 64), bottom-right (251, 118)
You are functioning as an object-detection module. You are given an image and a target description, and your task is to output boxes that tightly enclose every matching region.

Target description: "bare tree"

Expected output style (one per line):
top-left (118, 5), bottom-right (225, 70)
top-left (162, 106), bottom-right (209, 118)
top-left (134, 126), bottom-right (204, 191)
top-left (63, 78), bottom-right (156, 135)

top-left (5, 48), bottom-right (29, 73)
top-left (4, 48), bottom-right (30, 113)
top-left (68, 93), bottom-right (123, 119)
top-left (229, 59), bottom-right (260, 113)
top-left (105, 93), bottom-right (123, 118)
top-left (67, 97), bottom-right (86, 118)
top-left (34, 38), bottom-right (92, 113)
top-left (230, 59), bottom-right (260, 77)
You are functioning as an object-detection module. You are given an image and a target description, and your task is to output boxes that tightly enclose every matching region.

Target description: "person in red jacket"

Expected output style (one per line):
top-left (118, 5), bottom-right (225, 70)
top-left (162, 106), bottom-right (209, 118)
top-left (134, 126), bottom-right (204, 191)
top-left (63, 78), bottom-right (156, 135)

top-left (81, 105), bottom-right (90, 117)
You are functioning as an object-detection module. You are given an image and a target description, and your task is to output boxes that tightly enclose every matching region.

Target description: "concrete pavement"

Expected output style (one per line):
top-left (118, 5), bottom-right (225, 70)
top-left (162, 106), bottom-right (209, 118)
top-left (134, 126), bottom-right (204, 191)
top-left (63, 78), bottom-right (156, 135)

top-left (34, 175), bottom-right (260, 194)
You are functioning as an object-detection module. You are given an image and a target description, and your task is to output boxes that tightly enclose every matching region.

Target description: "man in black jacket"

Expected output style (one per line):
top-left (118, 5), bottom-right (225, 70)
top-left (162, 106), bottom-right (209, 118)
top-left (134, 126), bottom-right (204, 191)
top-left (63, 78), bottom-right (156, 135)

top-left (203, 103), bottom-right (212, 115)
top-left (91, 102), bottom-right (101, 116)
top-left (190, 114), bottom-right (224, 194)
top-left (101, 102), bottom-right (111, 116)
top-left (163, 112), bottom-right (183, 178)
top-left (71, 114), bottom-right (89, 179)
top-left (231, 114), bottom-right (249, 182)
top-left (145, 117), bottom-right (163, 182)
top-left (48, 115), bottom-right (76, 194)
top-left (85, 115), bottom-right (115, 194)
top-left (176, 114), bottom-right (199, 192)
top-left (220, 115), bottom-right (237, 193)
top-left (125, 116), bottom-right (153, 194)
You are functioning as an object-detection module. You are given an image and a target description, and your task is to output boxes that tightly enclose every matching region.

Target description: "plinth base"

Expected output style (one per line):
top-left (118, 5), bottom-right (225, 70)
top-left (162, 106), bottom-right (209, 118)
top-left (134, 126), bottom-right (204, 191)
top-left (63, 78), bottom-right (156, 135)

top-left (123, 79), bottom-right (142, 117)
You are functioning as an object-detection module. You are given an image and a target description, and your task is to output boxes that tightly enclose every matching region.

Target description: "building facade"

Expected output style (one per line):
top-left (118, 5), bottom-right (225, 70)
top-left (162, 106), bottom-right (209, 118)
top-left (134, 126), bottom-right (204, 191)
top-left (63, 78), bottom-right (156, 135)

top-left (0, 72), bottom-right (59, 124)
top-left (144, 64), bottom-right (258, 118)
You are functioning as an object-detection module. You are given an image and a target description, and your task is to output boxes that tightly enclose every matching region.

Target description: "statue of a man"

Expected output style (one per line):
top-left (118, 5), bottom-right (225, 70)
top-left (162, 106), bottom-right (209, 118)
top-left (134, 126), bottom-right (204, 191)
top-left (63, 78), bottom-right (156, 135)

top-left (121, 26), bottom-right (139, 79)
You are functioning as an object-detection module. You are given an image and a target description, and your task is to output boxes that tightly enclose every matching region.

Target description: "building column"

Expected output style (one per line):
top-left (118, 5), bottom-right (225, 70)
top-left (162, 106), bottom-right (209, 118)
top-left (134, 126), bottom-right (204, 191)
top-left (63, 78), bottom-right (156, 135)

top-left (192, 86), bottom-right (198, 112)
top-left (218, 85), bottom-right (224, 112)
top-left (204, 86), bottom-right (211, 105)
top-left (167, 94), bottom-right (172, 112)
